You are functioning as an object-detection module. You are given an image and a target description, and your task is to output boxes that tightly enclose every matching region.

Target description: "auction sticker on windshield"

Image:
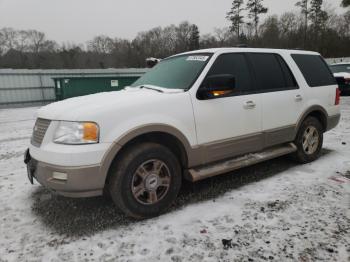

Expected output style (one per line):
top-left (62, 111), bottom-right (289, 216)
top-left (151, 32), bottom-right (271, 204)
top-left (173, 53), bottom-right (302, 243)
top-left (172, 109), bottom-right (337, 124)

top-left (186, 56), bottom-right (209, 62)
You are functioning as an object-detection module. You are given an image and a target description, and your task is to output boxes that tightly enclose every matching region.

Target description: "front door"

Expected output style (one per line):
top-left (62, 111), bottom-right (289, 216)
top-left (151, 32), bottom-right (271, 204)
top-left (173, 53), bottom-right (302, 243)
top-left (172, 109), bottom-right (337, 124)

top-left (191, 53), bottom-right (262, 163)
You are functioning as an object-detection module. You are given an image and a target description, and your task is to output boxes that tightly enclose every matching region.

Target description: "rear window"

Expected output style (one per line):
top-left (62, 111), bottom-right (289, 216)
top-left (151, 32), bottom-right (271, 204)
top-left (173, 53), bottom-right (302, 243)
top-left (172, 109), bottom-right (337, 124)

top-left (291, 54), bottom-right (336, 87)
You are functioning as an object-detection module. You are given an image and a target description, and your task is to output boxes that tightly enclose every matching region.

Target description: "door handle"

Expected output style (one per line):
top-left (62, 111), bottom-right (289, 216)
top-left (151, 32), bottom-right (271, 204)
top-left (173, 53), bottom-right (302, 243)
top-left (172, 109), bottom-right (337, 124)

top-left (295, 94), bottom-right (303, 102)
top-left (244, 101), bottom-right (256, 109)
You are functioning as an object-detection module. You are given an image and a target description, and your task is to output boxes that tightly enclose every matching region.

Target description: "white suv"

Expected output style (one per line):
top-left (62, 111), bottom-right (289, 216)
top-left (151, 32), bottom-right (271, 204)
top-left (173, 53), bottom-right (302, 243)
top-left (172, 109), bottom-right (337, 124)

top-left (25, 48), bottom-right (341, 218)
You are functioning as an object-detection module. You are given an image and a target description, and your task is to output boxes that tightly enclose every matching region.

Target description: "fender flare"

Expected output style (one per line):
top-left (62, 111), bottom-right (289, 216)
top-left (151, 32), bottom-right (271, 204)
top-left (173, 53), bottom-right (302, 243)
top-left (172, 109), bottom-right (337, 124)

top-left (294, 105), bottom-right (328, 137)
top-left (98, 124), bottom-right (201, 183)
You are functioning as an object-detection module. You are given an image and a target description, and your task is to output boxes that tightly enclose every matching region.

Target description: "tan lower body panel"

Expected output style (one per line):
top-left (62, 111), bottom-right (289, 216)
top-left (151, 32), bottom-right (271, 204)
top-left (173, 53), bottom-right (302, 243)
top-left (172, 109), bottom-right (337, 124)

top-left (33, 159), bottom-right (104, 198)
top-left (194, 125), bottom-right (296, 168)
top-left (187, 143), bottom-right (297, 182)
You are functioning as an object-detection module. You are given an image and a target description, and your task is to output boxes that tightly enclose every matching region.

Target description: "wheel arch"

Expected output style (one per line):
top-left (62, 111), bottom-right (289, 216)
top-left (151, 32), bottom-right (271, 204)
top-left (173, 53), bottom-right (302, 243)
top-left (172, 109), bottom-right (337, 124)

top-left (99, 124), bottom-right (198, 186)
top-left (295, 105), bottom-right (329, 136)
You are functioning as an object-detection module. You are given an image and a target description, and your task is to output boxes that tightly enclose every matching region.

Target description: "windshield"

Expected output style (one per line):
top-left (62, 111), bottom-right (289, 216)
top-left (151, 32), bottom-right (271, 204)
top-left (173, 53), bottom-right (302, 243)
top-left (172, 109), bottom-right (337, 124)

top-left (330, 64), bottom-right (350, 73)
top-left (131, 53), bottom-right (212, 90)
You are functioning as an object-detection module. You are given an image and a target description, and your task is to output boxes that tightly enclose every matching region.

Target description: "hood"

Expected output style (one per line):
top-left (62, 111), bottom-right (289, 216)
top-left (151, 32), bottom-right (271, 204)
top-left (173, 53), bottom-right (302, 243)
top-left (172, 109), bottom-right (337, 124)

top-left (37, 87), bottom-right (185, 121)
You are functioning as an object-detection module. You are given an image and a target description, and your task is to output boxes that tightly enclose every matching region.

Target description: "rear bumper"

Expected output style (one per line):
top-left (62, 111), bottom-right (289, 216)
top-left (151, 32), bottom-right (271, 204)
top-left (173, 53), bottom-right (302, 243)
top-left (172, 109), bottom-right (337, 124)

top-left (26, 152), bottom-right (105, 198)
top-left (326, 114), bottom-right (341, 131)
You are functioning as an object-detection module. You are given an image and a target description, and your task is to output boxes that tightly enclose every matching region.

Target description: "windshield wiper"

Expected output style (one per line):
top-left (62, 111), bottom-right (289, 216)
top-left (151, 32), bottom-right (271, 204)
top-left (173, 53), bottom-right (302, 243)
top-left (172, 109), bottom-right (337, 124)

top-left (140, 85), bottom-right (164, 93)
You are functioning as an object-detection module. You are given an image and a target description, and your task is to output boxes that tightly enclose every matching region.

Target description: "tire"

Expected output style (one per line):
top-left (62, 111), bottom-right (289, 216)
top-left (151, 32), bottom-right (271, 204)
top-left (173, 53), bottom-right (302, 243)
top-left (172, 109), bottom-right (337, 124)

top-left (108, 142), bottom-right (182, 219)
top-left (293, 116), bottom-right (323, 163)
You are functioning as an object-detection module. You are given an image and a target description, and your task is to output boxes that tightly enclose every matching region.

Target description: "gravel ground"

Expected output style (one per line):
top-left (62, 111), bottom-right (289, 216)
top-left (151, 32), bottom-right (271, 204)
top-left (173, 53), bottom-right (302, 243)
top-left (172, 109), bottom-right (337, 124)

top-left (0, 99), bottom-right (349, 262)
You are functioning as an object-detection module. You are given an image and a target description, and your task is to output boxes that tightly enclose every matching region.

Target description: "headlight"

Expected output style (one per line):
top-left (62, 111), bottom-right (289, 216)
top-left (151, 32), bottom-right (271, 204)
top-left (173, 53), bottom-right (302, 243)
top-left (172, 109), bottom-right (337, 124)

top-left (53, 121), bottom-right (99, 144)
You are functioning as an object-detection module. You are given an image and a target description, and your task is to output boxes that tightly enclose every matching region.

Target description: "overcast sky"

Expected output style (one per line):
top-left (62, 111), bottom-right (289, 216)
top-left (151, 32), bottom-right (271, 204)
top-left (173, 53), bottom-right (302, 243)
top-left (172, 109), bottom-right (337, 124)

top-left (0, 0), bottom-right (345, 44)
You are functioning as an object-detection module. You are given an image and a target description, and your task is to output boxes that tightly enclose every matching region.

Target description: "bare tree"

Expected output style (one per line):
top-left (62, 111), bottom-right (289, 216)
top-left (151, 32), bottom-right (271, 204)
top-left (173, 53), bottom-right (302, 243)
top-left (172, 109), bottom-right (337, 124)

top-left (279, 12), bottom-right (299, 36)
top-left (175, 21), bottom-right (193, 52)
top-left (28, 30), bottom-right (45, 53)
top-left (15, 30), bottom-right (30, 52)
top-left (26, 30), bottom-right (58, 53)
top-left (214, 28), bottom-right (232, 46)
top-left (0, 28), bottom-right (18, 52)
top-left (0, 30), bottom-right (5, 55)
top-left (1, 15), bottom-right (350, 70)
top-left (87, 35), bottom-right (114, 53)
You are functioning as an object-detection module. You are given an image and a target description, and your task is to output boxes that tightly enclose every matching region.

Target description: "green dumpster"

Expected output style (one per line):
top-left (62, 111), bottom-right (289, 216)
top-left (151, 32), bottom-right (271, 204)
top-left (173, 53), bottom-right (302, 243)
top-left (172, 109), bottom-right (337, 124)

top-left (53, 76), bottom-right (143, 101)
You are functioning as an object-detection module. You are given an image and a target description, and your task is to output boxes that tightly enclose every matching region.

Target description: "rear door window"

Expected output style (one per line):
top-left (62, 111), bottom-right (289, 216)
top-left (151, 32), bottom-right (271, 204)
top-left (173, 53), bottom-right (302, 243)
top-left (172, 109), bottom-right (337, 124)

top-left (291, 54), bottom-right (336, 87)
top-left (248, 53), bottom-right (298, 92)
top-left (276, 55), bottom-right (298, 88)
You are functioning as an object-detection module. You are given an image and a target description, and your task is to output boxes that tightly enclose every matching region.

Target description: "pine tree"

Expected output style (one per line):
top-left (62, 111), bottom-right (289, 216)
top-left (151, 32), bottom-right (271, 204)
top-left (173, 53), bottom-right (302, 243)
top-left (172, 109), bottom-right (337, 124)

top-left (309, 0), bottom-right (328, 32)
top-left (342, 0), bottom-right (350, 7)
top-left (226, 0), bottom-right (245, 38)
top-left (246, 0), bottom-right (268, 37)
top-left (308, 0), bottom-right (328, 50)
top-left (295, 0), bottom-right (310, 48)
top-left (189, 25), bottom-right (200, 51)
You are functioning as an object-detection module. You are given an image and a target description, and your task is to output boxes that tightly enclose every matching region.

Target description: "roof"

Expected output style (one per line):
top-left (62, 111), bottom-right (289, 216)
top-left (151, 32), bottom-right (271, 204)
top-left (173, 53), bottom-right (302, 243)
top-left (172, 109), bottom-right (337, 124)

top-left (52, 76), bottom-right (141, 80)
top-left (0, 68), bottom-right (148, 76)
top-left (175, 47), bottom-right (319, 56)
top-left (330, 62), bottom-right (350, 66)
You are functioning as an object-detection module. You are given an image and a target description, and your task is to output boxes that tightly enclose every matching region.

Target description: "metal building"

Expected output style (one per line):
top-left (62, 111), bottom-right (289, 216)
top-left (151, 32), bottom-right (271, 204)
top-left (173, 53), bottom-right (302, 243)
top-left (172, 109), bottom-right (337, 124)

top-left (0, 68), bottom-right (147, 108)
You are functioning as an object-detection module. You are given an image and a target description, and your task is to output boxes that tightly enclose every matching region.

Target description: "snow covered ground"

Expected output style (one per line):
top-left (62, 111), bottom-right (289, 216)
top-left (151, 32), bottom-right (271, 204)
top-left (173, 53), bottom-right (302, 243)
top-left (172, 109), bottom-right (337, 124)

top-left (0, 99), bottom-right (349, 262)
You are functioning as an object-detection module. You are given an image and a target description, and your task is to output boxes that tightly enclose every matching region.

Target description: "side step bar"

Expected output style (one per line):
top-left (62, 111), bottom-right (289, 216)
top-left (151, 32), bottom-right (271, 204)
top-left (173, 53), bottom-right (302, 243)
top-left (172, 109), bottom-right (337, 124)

top-left (187, 143), bottom-right (297, 182)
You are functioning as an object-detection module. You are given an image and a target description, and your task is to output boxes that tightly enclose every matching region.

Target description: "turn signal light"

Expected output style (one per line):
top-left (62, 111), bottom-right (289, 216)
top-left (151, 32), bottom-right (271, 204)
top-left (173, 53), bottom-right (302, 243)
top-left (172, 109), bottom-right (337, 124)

top-left (83, 122), bottom-right (99, 141)
top-left (210, 90), bottom-right (232, 97)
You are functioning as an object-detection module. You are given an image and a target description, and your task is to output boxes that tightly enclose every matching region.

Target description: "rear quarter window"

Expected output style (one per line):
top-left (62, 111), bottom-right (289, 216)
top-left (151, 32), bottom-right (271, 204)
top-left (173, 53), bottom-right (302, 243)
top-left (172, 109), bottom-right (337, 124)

top-left (291, 54), bottom-right (336, 87)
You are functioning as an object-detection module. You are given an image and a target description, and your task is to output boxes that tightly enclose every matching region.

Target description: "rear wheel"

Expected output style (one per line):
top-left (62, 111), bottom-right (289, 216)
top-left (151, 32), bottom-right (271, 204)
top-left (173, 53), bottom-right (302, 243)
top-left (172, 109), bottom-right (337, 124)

top-left (108, 142), bottom-right (182, 219)
top-left (293, 117), bottom-right (323, 163)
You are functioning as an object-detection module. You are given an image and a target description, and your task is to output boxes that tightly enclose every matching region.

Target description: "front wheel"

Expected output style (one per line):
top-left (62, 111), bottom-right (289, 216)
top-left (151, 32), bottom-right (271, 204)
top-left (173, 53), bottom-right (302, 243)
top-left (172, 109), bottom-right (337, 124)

top-left (293, 116), bottom-right (323, 163)
top-left (108, 143), bottom-right (182, 219)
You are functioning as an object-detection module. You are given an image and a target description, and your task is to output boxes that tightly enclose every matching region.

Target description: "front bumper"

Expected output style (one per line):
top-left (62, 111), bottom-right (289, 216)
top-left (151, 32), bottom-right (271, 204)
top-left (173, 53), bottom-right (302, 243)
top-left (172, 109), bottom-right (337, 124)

top-left (24, 149), bottom-right (104, 198)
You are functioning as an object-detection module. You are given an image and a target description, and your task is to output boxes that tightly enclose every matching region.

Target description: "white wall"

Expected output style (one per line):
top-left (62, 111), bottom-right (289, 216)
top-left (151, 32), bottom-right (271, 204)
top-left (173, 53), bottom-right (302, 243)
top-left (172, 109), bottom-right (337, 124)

top-left (325, 57), bottom-right (350, 64)
top-left (0, 69), bottom-right (147, 108)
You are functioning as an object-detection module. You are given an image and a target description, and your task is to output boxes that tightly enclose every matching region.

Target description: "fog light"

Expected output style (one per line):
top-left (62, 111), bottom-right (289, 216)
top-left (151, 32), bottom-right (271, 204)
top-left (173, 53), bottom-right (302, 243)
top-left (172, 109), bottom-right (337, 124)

top-left (52, 172), bottom-right (68, 181)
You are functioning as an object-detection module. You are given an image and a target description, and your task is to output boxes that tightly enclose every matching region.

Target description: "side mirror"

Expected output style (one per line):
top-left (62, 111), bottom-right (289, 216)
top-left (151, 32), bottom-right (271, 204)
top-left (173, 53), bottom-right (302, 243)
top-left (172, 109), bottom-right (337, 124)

top-left (198, 74), bottom-right (236, 99)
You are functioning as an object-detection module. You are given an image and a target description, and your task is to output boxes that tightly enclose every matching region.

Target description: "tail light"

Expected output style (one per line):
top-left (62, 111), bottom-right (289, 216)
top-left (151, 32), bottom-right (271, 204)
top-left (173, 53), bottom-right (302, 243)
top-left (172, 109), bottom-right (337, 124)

top-left (335, 88), bottom-right (340, 105)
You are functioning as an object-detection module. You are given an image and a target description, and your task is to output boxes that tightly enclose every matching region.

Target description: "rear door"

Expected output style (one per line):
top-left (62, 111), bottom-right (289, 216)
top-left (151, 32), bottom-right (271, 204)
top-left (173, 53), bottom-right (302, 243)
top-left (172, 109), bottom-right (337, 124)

top-left (247, 53), bottom-right (303, 147)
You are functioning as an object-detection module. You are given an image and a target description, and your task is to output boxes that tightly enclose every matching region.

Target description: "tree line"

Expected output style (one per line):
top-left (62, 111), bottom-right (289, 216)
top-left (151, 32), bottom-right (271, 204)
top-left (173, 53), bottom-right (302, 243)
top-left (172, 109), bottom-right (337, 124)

top-left (0, 0), bottom-right (349, 69)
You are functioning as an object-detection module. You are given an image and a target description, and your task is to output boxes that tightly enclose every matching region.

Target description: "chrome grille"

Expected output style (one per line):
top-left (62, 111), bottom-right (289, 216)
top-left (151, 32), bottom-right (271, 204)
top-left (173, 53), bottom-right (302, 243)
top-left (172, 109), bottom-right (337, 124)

top-left (31, 118), bottom-right (51, 147)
